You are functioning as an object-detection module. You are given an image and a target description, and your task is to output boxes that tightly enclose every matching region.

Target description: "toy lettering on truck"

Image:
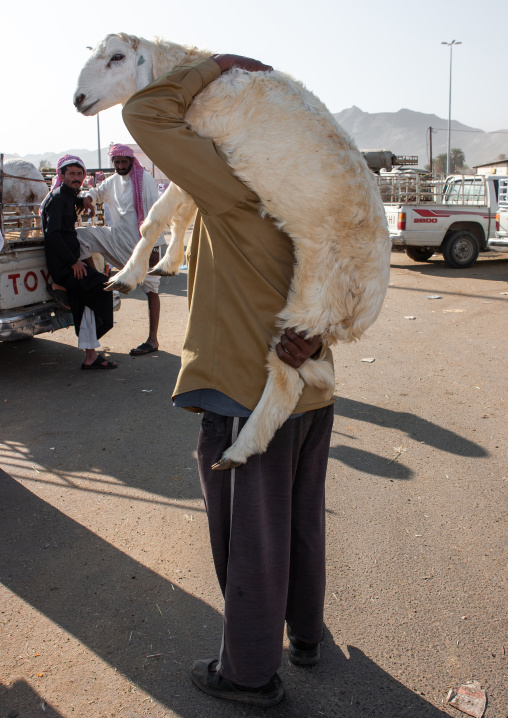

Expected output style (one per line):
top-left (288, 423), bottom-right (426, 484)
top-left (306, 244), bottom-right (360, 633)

top-left (0, 155), bottom-right (120, 341)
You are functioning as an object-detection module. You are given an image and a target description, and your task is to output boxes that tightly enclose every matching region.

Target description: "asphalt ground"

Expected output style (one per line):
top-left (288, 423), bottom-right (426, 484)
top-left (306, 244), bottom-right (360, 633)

top-left (1, 251), bottom-right (507, 718)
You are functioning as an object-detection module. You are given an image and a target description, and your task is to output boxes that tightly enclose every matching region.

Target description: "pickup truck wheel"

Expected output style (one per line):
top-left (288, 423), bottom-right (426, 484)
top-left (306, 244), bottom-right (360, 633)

top-left (406, 247), bottom-right (435, 262)
top-left (442, 231), bottom-right (479, 268)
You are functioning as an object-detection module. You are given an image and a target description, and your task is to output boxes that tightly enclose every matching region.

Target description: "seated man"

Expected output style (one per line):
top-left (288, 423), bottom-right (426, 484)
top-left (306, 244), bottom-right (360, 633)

top-left (41, 155), bottom-right (116, 370)
top-left (76, 144), bottom-right (165, 356)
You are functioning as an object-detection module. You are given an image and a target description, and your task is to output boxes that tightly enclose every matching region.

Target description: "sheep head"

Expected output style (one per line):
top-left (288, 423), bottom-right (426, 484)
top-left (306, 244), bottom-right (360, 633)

top-left (74, 33), bottom-right (154, 115)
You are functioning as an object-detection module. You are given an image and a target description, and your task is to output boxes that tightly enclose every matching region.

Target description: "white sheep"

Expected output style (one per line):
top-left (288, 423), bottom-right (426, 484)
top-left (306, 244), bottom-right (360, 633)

top-left (2, 159), bottom-right (48, 237)
top-left (74, 33), bottom-right (391, 469)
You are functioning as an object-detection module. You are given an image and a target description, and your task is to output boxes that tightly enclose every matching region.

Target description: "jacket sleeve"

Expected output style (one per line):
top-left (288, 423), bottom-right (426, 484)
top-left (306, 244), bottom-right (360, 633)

top-left (43, 194), bottom-right (79, 268)
top-left (122, 59), bottom-right (253, 216)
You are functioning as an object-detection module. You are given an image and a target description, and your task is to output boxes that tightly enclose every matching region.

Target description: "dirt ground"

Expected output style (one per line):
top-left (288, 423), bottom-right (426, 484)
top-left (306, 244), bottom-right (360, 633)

top-left (1, 251), bottom-right (507, 718)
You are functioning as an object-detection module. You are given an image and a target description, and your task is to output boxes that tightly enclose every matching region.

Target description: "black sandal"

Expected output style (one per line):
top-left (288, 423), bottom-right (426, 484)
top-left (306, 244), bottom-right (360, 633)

top-left (81, 355), bottom-right (117, 370)
top-left (129, 342), bottom-right (158, 356)
top-left (47, 285), bottom-right (70, 311)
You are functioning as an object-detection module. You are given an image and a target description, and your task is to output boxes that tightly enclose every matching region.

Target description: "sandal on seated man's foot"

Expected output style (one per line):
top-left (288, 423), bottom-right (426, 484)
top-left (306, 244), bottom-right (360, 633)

top-left (46, 285), bottom-right (70, 311)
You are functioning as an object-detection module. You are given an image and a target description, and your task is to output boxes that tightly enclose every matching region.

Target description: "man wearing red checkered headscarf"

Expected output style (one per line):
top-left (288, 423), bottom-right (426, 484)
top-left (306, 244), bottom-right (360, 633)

top-left (76, 144), bottom-right (164, 355)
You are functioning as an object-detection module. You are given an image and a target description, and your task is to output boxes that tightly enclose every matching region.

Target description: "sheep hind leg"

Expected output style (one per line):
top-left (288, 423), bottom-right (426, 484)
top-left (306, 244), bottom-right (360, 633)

top-left (212, 351), bottom-right (305, 470)
top-left (16, 208), bottom-right (32, 240)
top-left (105, 183), bottom-right (188, 294)
top-left (297, 355), bottom-right (335, 395)
top-left (149, 189), bottom-right (197, 276)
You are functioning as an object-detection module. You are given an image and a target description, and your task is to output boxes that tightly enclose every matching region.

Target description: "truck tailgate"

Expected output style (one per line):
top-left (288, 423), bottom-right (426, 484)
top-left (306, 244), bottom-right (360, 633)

top-left (0, 247), bottom-right (52, 310)
top-left (384, 205), bottom-right (400, 234)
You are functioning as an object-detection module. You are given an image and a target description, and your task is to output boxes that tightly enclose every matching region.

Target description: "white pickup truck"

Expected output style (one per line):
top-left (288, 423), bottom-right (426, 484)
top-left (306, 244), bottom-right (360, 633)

top-left (381, 173), bottom-right (507, 268)
top-left (490, 178), bottom-right (508, 253)
top-left (0, 159), bottom-right (119, 341)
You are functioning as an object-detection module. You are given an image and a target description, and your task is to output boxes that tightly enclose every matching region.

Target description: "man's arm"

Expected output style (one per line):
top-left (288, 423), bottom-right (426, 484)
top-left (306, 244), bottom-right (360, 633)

top-left (211, 54), bottom-right (273, 74)
top-left (122, 56), bottom-right (271, 216)
top-left (86, 177), bottom-right (110, 208)
top-left (80, 196), bottom-right (95, 217)
top-left (211, 56), bottom-right (324, 368)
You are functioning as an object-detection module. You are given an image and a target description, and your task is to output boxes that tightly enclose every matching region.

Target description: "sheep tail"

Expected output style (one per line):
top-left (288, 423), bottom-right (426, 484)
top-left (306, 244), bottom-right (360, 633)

top-left (211, 350), bottom-right (334, 470)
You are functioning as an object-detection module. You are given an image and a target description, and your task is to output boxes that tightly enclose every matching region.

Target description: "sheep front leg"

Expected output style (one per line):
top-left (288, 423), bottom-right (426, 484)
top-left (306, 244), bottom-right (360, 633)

top-left (105, 183), bottom-right (189, 293)
top-left (149, 186), bottom-right (197, 276)
top-left (211, 349), bottom-right (305, 470)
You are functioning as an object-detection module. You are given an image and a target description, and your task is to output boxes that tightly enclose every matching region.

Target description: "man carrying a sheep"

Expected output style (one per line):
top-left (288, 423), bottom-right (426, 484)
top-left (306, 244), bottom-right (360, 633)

top-left (77, 144), bottom-right (164, 355)
top-left (122, 54), bottom-right (335, 708)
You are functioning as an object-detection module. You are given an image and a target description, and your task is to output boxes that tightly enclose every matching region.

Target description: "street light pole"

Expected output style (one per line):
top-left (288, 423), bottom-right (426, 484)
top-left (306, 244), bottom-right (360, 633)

top-left (441, 40), bottom-right (462, 175)
top-left (97, 112), bottom-right (102, 170)
top-left (86, 46), bottom-right (102, 171)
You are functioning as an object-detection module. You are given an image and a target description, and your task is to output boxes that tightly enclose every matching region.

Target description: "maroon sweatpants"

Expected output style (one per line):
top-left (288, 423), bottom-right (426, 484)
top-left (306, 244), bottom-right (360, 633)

top-left (197, 404), bottom-right (334, 687)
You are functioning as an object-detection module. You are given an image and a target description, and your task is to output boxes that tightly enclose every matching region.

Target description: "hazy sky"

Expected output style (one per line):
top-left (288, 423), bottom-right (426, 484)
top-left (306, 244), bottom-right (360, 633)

top-left (3, 0), bottom-right (507, 157)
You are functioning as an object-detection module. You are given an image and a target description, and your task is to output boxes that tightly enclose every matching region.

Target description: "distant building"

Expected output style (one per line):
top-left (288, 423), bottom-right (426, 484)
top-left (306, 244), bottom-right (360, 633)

top-left (473, 158), bottom-right (508, 175)
top-left (109, 142), bottom-right (169, 182)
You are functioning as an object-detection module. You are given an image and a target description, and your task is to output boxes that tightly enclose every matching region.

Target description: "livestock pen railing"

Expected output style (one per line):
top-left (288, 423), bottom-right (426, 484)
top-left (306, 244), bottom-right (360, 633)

top-left (377, 172), bottom-right (446, 204)
top-left (0, 154), bottom-right (113, 251)
top-left (377, 173), bottom-right (497, 207)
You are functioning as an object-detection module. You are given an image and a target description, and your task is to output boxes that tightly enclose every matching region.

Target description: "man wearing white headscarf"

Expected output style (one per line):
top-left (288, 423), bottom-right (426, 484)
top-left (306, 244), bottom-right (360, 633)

top-left (77, 144), bottom-right (164, 355)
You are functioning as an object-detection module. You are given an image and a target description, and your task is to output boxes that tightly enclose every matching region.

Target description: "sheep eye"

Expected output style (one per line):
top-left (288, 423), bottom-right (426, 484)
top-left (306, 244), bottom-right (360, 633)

top-left (110, 53), bottom-right (125, 63)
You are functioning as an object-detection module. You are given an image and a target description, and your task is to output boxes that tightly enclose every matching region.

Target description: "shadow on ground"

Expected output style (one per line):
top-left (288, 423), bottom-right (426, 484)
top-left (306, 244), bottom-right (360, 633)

top-left (329, 396), bottom-right (487, 482)
top-left (0, 335), bottom-right (488, 503)
top-left (0, 680), bottom-right (64, 718)
top-left (0, 471), bottom-right (451, 717)
top-left (390, 252), bottom-right (508, 287)
top-left (0, 334), bottom-right (202, 502)
top-left (335, 397), bottom-right (487, 456)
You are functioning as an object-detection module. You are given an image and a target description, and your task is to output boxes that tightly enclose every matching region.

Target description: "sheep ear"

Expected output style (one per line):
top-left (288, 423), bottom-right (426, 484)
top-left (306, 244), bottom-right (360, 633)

top-left (135, 52), bottom-right (153, 90)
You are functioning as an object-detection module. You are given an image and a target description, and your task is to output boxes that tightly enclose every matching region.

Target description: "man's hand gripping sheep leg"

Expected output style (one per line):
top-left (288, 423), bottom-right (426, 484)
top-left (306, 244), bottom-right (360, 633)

top-left (211, 329), bottom-right (328, 470)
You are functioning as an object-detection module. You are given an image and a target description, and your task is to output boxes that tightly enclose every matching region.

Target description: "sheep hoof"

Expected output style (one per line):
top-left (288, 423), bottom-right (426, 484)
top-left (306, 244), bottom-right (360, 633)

top-left (211, 457), bottom-right (243, 471)
top-left (147, 267), bottom-right (176, 277)
top-left (105, 279), bottom-right (132, 294)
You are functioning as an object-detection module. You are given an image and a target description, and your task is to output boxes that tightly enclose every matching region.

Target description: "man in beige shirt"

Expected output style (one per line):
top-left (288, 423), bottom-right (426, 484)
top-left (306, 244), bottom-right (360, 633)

top-left (123, 54), bottom-right (335, 708)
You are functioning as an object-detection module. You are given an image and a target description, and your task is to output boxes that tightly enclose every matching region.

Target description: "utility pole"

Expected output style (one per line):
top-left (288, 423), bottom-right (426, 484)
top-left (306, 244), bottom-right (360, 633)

top-left (428, 126), bottom-right (433, 174)
top-left (441, 40), bottom-right (462, 175)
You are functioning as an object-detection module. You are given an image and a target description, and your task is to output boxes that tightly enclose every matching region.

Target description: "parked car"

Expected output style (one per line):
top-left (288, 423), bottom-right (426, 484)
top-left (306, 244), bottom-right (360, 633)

top-left (490, 178), bottom-right (508, 253)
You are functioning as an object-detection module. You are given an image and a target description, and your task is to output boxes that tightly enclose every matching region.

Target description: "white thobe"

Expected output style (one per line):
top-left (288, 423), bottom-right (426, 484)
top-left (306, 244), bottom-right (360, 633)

top-left (77, 171), bottom-right (164, 294)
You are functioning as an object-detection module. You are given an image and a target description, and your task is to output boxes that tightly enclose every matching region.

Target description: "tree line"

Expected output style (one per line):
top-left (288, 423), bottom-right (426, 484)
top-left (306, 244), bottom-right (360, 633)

top-left (425, 148), bottom-right (466, 174)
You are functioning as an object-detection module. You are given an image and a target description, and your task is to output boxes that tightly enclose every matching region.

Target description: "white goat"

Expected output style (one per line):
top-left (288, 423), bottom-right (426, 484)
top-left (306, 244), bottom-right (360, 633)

top-left (2, 159), bottom-right (48, 237)
top-left (74, 33), bottom-right (391, 469)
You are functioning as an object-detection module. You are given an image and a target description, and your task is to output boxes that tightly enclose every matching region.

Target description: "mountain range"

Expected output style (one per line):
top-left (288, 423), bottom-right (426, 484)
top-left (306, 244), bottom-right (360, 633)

top-left (4, 108), bottom-right (507, 171)
top-left (333, 107), bottom-right (508, 168)
top-left (3, 148), bottom-right (111, 172)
